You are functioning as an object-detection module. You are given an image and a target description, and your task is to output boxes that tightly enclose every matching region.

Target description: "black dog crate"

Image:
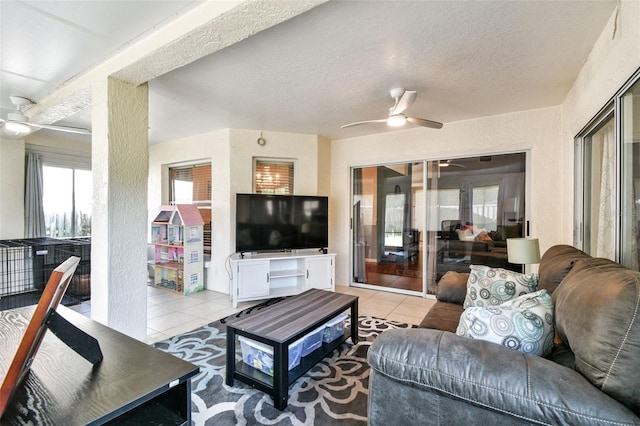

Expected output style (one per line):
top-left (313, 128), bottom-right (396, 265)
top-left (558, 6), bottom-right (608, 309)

top-left (0, 240), bottom-right (35, 297)
top-left (24, 238), bottom-right (74, 291)
top-left (0, 237), bottom-right (91, 310)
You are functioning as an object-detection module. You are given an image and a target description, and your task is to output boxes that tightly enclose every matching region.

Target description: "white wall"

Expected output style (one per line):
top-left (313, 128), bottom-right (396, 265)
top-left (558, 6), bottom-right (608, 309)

top-left (149, 129), bottom-right (228, 292)
top-left (328, 1), bottom-right (640, 287)
top-left (329, 107), bottom-right (562, 286)
top-left (228, 128), bottom-right (322, 196)
top-left (26, 133), bottom-right (92, 158)
top-left (560, 0), bottom-right (640, 243)
top-left (0, 133), bottom-right (92, 240)
top-left (149, 128), bottom-right (324, 294)
top-left (0, 137), bottom-right (25, 239)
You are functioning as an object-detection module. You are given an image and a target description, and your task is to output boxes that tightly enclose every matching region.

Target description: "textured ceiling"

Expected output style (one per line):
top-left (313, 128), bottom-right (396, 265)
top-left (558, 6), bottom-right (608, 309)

top-left (0, 0), bottom-right (618, 143)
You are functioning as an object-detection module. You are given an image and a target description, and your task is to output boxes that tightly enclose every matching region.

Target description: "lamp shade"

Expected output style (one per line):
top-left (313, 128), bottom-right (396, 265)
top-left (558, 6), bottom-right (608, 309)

top-left (506, 238), bottom-right (540, 264)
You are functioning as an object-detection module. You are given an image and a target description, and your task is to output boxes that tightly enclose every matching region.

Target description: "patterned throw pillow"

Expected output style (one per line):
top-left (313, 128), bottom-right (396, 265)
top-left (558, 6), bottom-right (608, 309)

top-left (456, 290), bottom-right (554, 356)
top-left (463, 265), bottom-right (539, 309)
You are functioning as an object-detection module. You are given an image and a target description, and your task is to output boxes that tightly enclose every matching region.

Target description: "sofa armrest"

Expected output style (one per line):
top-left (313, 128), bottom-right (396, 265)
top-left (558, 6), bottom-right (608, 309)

top-left (368, 329), bottom-right (639, 424)
top-left (436, 271), bottom-right (468, 304)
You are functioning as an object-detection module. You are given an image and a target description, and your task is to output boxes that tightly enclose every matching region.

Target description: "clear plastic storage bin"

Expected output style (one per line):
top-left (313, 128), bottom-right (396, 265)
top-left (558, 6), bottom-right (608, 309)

top-left (239, 336), bottom-right (304, 376)
top-left (322, 313), bottom-right (348, 343)
top-left (300, 325), bottom-right (325, 357)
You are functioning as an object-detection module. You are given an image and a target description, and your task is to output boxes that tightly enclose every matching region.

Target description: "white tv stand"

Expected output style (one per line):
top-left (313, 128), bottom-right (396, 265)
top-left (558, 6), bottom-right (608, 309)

top-left (230, 251), bottom-right (336, 308)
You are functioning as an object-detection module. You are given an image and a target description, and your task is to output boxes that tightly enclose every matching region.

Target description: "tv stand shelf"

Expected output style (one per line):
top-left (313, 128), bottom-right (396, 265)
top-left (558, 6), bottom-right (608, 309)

top-left (270, 269), bottom-right (305, 279)
top-left (230, 252), bottom-right (335, 308)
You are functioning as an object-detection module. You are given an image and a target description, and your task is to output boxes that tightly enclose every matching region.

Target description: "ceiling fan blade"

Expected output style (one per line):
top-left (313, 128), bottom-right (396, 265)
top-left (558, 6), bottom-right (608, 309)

top-left (341, 119), bottom-right (387, 129)
top-left (26, 122), bottom-right (91, 135)
top-left (407, 116), bottom-right (443, 129)
top-left (391, 90), bottom-right (417, 115)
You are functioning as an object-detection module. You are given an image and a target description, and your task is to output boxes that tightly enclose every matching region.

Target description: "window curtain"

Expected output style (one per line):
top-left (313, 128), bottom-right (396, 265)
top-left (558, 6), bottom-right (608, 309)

top-left (24, 152), bottom-right (46, 237)
top-left (593, 120), bottom-right (616, 260)
top-left (496, 173), bottom-right (525, 231)
top-left (459, 181), bottom-right (473, 227)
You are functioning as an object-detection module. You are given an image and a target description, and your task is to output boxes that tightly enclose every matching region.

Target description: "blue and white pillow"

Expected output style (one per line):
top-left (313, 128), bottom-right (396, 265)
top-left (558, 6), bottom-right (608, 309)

top-left (456, 290), bottom-right (554, 357)
top-left (463, 265), bottom-right (539, 309)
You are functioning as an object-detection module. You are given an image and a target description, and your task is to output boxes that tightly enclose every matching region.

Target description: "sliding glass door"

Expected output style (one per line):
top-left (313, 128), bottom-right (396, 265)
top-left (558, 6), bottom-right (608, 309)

top-left (352, 163), bottom-right (424, 294)
top-left (352, 153), bottom-right (527, 296)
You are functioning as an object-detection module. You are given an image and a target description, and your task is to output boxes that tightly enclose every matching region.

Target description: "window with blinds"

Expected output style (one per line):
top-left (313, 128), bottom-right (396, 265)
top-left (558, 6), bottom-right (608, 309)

top-left (169, 163), bottom-right (212, 254)
top-left (254, 159), bottom-right (294, 195)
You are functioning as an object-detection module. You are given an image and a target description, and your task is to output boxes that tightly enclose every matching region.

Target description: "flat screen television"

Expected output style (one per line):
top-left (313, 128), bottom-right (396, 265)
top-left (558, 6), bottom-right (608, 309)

top-left (235, 194), bottom-right (328, 253)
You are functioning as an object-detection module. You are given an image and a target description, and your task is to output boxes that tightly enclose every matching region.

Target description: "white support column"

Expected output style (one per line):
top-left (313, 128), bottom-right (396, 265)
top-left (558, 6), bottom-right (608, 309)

top-left (91, 77), bottom-right (149, 340)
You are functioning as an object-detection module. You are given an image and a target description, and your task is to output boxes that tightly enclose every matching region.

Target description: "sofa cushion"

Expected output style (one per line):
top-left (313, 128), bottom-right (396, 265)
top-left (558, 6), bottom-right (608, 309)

top-left (436, 271), bottom-right (469, 305)
top-left (538, 244), bottom-right (590, 295)
top-left (463, 265), bottom-right (538, 308)
top-left (457, 290), bottom-right (554, 356)
top-left (419, 301), bottom-right (464, 332)
top-left (553, 257), bottom-right (640, 415)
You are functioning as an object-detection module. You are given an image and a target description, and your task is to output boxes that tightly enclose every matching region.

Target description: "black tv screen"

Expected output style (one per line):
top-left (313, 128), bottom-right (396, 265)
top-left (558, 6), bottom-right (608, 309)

top-left (235, 194), bottom-right (328, 253)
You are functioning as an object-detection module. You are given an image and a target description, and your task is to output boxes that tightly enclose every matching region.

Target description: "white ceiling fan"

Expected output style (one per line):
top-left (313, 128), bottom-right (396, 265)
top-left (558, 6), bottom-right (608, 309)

top-left (439, 159), bottom-right (466, 168)
top-left (341, 88), bottom-right (443, 130)
top-left (0, 96), bottom-right (91, 137)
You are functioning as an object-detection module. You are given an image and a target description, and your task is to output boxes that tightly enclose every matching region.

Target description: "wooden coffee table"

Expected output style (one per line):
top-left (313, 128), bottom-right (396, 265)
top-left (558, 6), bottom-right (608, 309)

top-left (225, 289), bottom-right (358, 410)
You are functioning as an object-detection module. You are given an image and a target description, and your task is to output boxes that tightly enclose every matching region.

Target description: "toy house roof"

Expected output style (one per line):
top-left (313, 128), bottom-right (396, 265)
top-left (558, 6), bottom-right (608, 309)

top-left (154, 204), bottom-right (204, 226)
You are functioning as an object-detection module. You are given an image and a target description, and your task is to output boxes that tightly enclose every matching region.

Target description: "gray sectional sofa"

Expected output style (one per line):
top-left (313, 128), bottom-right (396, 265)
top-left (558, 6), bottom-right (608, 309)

top-left (367, 245), bottom-right (640, 425)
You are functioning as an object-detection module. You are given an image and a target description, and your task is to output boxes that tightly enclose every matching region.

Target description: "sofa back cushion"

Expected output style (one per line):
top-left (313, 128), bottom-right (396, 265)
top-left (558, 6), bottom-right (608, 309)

top-left (436, 271), bottom-right (469, 305)
top-left (553, 257), bottom-right (640, 414)
top-left (538, 245), bottom-right (590, 295)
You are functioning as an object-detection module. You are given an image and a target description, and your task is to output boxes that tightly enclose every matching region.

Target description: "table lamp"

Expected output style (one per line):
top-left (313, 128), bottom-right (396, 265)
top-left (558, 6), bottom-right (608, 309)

top-left (506, 238), bottom-right (540, 264)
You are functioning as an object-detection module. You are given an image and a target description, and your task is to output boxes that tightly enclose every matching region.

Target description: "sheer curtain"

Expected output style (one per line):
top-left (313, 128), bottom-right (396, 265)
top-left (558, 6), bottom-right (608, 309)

top-left (24, 152), bottom-right (46, 237)
top-left (459, 181), bottom-right (473, 227)
top-left (593, 120), bottom-right (616, 259)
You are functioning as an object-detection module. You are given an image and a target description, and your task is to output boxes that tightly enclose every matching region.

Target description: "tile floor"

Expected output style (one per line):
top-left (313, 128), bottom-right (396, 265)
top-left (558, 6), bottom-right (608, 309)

top-left (69, 285), bottom-right (437, 344)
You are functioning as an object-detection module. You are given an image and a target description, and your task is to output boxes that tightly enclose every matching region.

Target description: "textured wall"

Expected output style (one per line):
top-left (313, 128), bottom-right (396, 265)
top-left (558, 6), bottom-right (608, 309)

top-left (0, 138), bottom-right (25, 239)
top-left (330, 107), bottom-right (561, 288)
top-left (91, 78), bottom-right (149, 339)
top-left (148, 128), bottom-right (229, 293)
top-left (561, 0), bottom-right (640, 244)
top-left (149, 128), bottom-right (324, 294)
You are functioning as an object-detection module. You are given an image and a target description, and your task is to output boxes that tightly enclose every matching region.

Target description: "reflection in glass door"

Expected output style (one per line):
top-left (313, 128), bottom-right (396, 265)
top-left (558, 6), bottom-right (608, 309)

top-left (621, 78), bottom-right (640, 270)
top-left (352, 153), bottom-right (527, 296)
top-left (424, 154), bottom-right (526, 293)
top-left (352, 163), bottom-right (424, 294)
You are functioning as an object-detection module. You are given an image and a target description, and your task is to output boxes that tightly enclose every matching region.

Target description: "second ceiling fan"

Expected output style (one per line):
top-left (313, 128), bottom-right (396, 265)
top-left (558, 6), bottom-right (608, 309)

top-left (0, 96), bottom-right (91, 137)
top-left (341, 88), bottom-right (443, 130)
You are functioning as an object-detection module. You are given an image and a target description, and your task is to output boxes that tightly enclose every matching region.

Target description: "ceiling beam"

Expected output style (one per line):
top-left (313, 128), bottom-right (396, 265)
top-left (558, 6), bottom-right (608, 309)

top-left (28, 0), bottom-right (328, 126)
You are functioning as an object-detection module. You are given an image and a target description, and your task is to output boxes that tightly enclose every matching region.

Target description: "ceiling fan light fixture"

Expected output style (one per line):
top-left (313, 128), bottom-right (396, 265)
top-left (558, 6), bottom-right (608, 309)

top-left (387, 114), bottom-right (407, 127)
top-left (4, 122), bottom-right (31, 135)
